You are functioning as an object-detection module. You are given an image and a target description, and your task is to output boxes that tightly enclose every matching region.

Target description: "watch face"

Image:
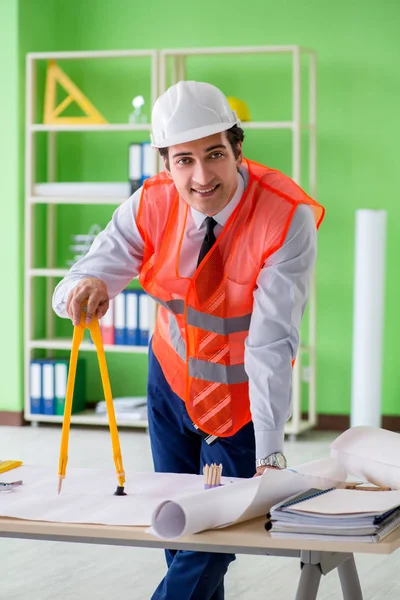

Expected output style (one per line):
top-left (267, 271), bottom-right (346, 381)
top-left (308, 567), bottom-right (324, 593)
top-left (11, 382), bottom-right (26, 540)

top-left (275, 454), bottom-right (287, 469)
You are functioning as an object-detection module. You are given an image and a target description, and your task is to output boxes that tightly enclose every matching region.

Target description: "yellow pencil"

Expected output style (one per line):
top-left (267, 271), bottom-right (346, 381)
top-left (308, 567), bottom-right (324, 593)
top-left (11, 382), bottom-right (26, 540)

top-left (57, 303), bottom-right (126, 495)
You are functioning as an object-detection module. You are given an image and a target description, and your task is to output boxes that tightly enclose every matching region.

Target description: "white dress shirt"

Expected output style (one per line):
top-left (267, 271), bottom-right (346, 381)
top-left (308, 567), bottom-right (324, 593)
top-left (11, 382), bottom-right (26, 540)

top-left (53, 166), bottom-right (317, 459)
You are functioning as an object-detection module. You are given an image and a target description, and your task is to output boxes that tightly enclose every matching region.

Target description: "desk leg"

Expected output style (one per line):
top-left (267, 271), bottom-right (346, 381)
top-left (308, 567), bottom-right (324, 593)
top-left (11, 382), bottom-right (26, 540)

top-left (295, 563), bottom-right (322, 600)
top-left (337, 555), bottom-right (363, 600)
top-left (294, 551), bottom-right (363, 600)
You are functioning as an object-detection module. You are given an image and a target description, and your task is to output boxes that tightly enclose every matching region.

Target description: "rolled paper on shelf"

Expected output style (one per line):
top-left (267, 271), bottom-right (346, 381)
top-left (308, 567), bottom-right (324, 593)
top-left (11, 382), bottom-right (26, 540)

top-left (351, 210), bottom-right (387, 428)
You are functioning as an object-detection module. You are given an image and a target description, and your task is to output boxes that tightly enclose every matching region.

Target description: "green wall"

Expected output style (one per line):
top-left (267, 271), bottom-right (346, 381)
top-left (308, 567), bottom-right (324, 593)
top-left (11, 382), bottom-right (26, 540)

top-left (1, 0), bottom-right (400, 416)
top-left (0, 0), bottom-right (21, 411)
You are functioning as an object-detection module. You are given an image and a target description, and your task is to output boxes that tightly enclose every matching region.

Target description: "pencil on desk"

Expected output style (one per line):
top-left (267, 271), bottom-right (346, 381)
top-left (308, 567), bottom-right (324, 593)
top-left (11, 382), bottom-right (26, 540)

top-left (345, 484), bottom-right (392, 492)
top-left (204, 463), bottom-right (223, 488)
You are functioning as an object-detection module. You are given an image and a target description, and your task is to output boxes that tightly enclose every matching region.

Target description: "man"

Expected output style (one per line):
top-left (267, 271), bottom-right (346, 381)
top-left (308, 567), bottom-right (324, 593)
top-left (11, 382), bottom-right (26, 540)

top-left (53, 80), bottom-right (324, 599)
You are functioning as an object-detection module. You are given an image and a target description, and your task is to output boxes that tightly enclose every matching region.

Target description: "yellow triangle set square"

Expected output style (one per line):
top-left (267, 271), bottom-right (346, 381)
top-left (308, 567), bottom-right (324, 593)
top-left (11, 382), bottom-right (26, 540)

top-left (43, 60), bottom-right (107, 125)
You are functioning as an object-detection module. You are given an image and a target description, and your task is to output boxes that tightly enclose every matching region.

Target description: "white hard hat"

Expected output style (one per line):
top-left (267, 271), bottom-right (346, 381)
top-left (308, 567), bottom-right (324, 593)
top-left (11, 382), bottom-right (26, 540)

top-left (150, 81), bottom-right (239, 148)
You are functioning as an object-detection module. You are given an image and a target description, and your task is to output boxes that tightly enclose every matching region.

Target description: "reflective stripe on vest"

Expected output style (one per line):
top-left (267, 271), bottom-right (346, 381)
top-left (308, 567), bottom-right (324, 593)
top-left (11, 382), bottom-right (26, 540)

top-left (151, 293), bottom-right (251, 334)
top-left (187, 307), bottom-right (251, 334)
top-left (168, 311), bottom-right (248, 384)
top-left (168, 312), bottom-right (186, 361)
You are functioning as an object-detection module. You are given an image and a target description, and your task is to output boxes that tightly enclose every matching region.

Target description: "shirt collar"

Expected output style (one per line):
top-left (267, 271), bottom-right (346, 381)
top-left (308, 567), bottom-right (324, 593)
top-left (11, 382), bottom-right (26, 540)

top-left (191, 171), bottom-right (245, 230)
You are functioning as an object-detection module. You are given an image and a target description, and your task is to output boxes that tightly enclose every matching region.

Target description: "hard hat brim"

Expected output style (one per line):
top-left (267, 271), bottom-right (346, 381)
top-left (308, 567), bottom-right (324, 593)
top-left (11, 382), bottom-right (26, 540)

top-left (150, 119), bottom-right (240, 149)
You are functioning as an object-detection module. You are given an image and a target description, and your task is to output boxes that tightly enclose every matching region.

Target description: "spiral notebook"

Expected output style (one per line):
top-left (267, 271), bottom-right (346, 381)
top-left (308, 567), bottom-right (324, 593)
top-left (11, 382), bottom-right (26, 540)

top-left (270, 487), bottom-right (400, 542)
top-left (273, 488), bottom-right (333, 510)
top-left (272, 488), bottom-right (400, 518)
top-left (270, 512), bottom-right (400, 543)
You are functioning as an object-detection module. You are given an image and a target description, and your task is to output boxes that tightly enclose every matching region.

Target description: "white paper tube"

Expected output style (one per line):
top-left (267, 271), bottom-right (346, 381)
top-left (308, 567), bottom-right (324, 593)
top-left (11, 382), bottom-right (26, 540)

top-left (351, 210), bottom-right (387, 428)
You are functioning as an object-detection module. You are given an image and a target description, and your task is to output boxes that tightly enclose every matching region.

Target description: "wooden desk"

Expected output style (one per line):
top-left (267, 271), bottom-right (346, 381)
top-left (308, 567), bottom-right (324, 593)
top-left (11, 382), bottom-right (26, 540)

top-left (2, 516), bottom-right (400, 600)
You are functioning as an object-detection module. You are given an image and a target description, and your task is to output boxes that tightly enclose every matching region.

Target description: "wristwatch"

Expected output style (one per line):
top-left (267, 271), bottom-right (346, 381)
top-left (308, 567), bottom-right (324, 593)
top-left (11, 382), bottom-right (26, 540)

top-left (256, 452), bottom-right (287, 470)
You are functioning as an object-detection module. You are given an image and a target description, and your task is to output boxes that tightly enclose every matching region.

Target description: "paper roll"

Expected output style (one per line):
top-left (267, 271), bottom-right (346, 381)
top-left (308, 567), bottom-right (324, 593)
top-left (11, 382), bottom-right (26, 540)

top-left (331, 426), bottom-right (400, 489)
top-left (150, 458), bottom-right (347, 540)
top-left (351, 210), bottom-right (387, 428)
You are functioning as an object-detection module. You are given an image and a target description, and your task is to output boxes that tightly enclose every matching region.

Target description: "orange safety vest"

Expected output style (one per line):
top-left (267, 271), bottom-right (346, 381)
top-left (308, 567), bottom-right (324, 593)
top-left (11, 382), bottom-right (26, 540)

top-left (137, 158), bottom-right (325, 438)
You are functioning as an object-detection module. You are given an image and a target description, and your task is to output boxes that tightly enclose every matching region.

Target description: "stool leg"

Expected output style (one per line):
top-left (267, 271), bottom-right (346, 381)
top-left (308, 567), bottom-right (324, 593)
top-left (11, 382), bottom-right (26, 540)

top-left (338, 555), bottom-right (363, 600)
top-left (295, 563), bottom-right (322, 600)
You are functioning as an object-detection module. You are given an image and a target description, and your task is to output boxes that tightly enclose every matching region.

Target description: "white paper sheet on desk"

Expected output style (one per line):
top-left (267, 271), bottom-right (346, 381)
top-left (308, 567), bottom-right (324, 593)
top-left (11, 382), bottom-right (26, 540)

top-left (0, 459), bottom-right (346, 533)
top-left (330, 426), bottom-right (400, 490)
top-left (0, 466), bottom-right (224, 526)
top-left (149, 458), bottom-right (347, 539)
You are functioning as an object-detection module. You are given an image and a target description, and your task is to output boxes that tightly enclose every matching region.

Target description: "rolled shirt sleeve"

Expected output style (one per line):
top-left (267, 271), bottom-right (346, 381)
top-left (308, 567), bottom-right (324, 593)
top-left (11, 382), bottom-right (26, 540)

top-left (52, 188), bottom-right (144, 318)
top-left (244, 204), bottom-right (318, 460)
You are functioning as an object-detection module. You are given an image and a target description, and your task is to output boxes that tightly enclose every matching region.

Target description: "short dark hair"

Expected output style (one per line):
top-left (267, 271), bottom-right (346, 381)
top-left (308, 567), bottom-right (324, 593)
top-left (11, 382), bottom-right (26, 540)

top-left (158, 124), bottom-right (245, 168)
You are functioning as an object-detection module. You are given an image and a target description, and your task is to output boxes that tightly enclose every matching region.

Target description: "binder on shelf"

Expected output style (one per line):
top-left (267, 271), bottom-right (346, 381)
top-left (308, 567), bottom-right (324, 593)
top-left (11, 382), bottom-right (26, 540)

top-left (30, 360), bottom-right (42, 414)
top-left (54, 360), bottom-right (68, 416)
top-left (54, 358), bottom-right (86, 416)
top-left (114, 292), bottom-right (126, 345)
top-left (126, 291), bottom-right (139, 346)
top-left (129, 143), bottom-right (142, 194)
top-left (138, 291), bottom-right (150, 346)
top-left (100, 299), bottom-right (115, 345)
top-left (141, 142), bottom-right (157, 184)
top-left (42, 361), bottom-right (55, 415)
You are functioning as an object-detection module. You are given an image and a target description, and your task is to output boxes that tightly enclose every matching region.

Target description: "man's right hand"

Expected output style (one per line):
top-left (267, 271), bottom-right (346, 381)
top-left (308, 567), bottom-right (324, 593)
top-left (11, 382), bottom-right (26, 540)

top-left (66, 277), bottom-right (109, 326)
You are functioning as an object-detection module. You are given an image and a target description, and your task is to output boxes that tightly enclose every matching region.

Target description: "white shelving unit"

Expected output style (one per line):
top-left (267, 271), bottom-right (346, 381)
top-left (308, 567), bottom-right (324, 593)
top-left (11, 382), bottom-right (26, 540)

top-left (24, 49), bottom-right (159, 428)
top-left (24, 45), bottom-right (318, 438)
top-left (160, 45), bottom-right (318, 439)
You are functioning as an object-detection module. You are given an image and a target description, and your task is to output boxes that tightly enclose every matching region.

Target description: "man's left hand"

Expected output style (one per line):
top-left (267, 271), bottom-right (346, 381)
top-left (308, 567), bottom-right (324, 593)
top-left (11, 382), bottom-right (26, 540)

top-left (254, 466), bottom-right (279, 477)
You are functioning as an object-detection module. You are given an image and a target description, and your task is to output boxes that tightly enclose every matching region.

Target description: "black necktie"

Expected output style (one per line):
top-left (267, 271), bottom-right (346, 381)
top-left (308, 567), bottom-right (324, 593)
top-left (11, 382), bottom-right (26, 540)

top-left (197, 217), bottom-right (218, 267)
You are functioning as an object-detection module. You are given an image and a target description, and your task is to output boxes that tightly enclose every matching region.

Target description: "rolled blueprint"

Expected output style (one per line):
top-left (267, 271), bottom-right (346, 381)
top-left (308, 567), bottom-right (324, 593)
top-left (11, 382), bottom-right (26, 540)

top-left (331, 426), bottom-right (400, 490)
top-left (351, 210), bottom-right (387, 428)
top-left (150, 458), bottom-right (347, 540)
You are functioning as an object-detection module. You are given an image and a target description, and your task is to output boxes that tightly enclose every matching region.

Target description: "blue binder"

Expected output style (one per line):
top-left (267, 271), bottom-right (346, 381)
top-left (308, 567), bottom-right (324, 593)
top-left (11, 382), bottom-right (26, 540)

top-left (126, 290), bottom-right (139, 346)
top-left (41, 360), bottom-right (55, 415)
top-left (141, 142), bottom-right (156, 185)
top-left (30, 359), bottom-right (42, 414)
top-left (114, 292), bottom-right (126, 345)
top-left (138, 291), bottom-right (150, 346)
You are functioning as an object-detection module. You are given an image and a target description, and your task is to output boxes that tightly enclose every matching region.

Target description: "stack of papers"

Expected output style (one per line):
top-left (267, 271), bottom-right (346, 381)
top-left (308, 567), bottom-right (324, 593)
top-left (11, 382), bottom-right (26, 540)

top-left (270, 488), bottom-right (400, 543)
top-left (95, 397), bottom-right (147, 421)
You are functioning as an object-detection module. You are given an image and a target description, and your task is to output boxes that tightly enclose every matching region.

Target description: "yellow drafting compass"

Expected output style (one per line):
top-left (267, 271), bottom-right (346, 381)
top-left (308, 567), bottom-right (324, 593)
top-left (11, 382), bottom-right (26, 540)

top-left (57, 303), bottom-right (126, 496)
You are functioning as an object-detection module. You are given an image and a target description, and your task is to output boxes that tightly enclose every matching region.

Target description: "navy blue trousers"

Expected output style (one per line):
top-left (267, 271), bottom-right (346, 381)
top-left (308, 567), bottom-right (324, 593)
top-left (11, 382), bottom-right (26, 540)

top-left (147, 342), bottom-right (256, 600)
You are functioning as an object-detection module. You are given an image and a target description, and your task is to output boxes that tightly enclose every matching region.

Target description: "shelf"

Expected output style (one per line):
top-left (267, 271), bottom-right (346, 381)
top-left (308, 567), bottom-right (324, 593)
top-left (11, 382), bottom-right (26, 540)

top-left (26, 410), bottom-right (148, 428)
top-left (161, 45), bottom-right (305, 56)
top-left (28, 339), bottom-right (149, 353)
top-left (28, 269), bottom-right (140, 280)
top-left (29, 268), bottom-right (69, 277)
top-left (28, 49), bottom-right (157, 60)
top-left (242, 121), bottom-right (294, 130)
top-left (30, 123), bottom-right (152, 132)
top-left (25, 413), bottom-right (311, 434)
top-left (29, 122), bottom-right (306, 133)
top-left (29, 196), bottom-right (127, 205)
